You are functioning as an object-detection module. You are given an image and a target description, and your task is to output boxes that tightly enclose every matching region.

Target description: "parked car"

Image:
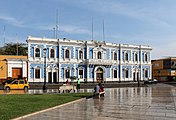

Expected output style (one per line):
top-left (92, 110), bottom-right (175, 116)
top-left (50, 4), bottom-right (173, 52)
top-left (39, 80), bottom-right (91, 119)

top-left (144, 79), bottom-right (158, 84)
top-left (4, 80), bottom-right (29, 91)
top-left (2, 79), bottom-right (14, 85)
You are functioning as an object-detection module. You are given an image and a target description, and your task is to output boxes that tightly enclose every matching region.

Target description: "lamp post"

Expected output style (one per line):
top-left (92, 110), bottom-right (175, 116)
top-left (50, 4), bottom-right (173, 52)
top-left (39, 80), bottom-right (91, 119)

top-left (43, 48), bottom-right (47, 90)
top-left (71, 67), bottom-right (75, 92)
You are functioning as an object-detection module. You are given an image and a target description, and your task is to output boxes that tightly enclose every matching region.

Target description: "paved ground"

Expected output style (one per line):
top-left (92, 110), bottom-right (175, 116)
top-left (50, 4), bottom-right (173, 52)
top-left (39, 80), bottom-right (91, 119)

top-left (14, 83), bottom-right (176, 120)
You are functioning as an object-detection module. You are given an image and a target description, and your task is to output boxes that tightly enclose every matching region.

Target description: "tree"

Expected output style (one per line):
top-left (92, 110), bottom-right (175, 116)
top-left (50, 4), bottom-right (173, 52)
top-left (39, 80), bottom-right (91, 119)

top-left (0, 47), bottom-right (4, 55)
top-left (0, 43), bottom-right (27, 55)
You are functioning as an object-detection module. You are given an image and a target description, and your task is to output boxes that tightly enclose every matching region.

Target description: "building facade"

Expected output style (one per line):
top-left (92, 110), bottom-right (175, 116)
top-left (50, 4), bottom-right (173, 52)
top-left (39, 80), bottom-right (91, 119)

top-left (0, 55), bottom-right (27, 84)
top-left (27, 36), bottom-right (152, 83)
top-left (152, 57), bottom-right (176, 81)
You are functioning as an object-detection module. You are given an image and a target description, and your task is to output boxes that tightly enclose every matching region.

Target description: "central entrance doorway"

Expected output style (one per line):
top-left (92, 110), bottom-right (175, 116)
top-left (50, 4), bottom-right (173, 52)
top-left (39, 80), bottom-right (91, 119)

top-left (96, 68), bottom-right (103, 83)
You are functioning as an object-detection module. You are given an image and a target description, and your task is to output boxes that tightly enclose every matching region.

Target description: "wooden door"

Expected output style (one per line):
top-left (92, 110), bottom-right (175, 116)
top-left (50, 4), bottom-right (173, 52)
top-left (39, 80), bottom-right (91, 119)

top-left (12, 68), bottom-right (22, 79)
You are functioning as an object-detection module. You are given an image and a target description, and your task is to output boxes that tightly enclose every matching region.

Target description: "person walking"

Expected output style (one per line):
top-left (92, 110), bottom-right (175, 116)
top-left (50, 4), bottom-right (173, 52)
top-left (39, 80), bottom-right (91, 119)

top-left (76, 78), bottom-right (80, 92)
top-left (94, 84), bottom-right (100, 93)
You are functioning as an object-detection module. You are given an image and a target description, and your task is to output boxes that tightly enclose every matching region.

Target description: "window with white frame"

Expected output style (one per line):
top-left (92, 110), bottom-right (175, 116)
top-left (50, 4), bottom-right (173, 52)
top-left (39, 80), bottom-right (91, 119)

top-left (65, 69), bottom-right (70, 78)
top-left (145, 53), bottom-right (148, 62)
top-left (125, 52), bottom-right (128, 61)
top-left (145, 69), bottom-right (148, 78)
top-left (79, 69), bottom-right (83, 78)
top-left (65, 49), bottom-right (70, 59)
top-left (79, 50), bottom-right (83, 59)
top-left (35, 48), bottom-right (40, 57)
top-left (135, 53), bottom-right (138, 61)
top-left (97, 51), bottom-right (101, 59)
top-left (50, 49), bottom-right (55, 58)
top-left (114, 69), bottom-right (117, 78)
top-left (114, 52), bottom-right (117, 60)
top-left (125, 69), bottom-right (129, 78)
top-left (35, 68), bottom-right (40, 79)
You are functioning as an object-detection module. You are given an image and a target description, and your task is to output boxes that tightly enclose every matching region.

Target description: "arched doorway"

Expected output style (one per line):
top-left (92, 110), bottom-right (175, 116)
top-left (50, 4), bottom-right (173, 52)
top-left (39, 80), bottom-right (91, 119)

top-left (96, 68), bottom-right (103, 83)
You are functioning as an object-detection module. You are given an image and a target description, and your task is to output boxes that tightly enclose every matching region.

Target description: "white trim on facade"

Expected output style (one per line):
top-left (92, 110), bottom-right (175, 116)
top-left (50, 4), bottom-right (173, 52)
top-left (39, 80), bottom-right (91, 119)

top-left (27, 36), bottom-right (152, 83)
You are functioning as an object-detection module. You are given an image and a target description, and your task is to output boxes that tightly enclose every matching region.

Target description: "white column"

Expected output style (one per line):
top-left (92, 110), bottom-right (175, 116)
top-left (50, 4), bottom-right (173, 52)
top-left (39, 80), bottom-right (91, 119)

top-left (111, 68), bottom-right (113, 81)
top-left (74, 64), bottom-right (76, 76)
top-left (59, 45), bottom-right (62, 60)
top-left (130, 50), bottom-right (132, 62)
top-left (28, 62), bottom-right (30, 81)
top-left (52, 69), bottom-right (53, 83)
top-left (59, 64), bottom-right (61, 80)
top-left (23, 62), bottom-right (27, 78)
top-left (109, 49), bottom-right (111, 60)
top-left (87, 46), bottom-right (89, 59)
top-left (73, 47), bottom-right (75, 59)
top-left (119, 44), bottom-right (122, 82)
top-left (7, 62), bottom-right (11, 77)
top-left (140, 45), bottom-right (142, 80)
top-left (87, 66), bottom-right (89, 82)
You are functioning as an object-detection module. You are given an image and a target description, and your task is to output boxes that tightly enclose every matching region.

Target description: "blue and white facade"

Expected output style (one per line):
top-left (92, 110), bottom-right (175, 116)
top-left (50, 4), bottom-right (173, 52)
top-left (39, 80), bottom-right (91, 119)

top-left (27, 36), bottom-right (152, 83)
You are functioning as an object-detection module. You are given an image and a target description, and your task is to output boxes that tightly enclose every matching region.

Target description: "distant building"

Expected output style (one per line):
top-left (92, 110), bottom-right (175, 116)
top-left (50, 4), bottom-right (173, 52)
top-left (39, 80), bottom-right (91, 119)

top-left (0, 55), bottom-right (27, 84)
top-left (27, 36), bottom-right (152, 83)
top-left (152, 57), bottom-right (176, 81)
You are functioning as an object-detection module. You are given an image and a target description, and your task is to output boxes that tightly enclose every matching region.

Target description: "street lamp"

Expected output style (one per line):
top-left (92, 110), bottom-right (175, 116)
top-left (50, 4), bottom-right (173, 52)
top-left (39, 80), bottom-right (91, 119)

top-left (43, 48), bottom-right (47, 90)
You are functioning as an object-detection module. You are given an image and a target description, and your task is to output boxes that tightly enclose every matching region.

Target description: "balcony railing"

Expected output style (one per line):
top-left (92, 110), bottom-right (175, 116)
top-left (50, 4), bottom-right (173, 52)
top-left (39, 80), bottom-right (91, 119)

top-left (87, 59), bottom-right (113, 65)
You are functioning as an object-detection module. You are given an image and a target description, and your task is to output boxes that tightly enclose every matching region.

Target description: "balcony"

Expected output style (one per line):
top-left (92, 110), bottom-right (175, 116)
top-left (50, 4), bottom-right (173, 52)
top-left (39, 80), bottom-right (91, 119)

top-left (87, 59), bottom-right (113, 66)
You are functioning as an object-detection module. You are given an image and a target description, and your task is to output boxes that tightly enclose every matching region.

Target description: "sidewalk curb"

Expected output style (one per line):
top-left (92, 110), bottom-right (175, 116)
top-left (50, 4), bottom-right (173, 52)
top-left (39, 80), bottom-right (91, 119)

top-left (12, 98), bottom-right (86, 120)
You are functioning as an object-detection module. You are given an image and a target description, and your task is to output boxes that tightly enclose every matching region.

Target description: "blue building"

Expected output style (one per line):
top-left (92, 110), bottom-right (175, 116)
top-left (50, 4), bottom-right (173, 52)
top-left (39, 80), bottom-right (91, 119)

top-left (27, 36), bottom-right (152, 83)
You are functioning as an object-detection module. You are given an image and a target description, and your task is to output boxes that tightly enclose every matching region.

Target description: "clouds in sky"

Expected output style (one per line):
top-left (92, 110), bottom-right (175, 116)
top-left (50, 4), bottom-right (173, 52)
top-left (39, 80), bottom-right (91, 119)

top-left (1, 0), bottom-right (176, 59)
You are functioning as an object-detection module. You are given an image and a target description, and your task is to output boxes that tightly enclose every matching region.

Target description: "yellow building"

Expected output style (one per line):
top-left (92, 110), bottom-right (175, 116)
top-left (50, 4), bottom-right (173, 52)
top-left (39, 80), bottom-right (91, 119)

top-left (0, 55), bottom-right (27, 84)
top-left (152, 57), bottom-right (176, 81)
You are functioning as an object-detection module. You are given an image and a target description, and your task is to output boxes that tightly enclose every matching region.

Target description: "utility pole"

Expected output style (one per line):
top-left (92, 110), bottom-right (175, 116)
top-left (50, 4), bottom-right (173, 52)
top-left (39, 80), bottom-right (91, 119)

top-left (16, 33), bottom-right (18, 56)
top-left (103, 20), bottom-right (105, 42)
top-left (3, 26), bottom-right (6, 46)
top-left (92, 17), bottom-right (94, 40)
top-left (56, 9), bottom-right (58, 39)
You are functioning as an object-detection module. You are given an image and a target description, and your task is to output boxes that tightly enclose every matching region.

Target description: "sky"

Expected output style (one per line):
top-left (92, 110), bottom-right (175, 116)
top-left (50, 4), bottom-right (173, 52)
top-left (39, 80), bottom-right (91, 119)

top-left (0, 0), bottom-right (176, 59)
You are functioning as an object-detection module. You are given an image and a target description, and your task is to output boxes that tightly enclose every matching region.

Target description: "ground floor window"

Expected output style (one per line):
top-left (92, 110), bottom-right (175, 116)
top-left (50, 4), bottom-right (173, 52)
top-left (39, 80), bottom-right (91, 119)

top-left (145, 69), bottom-right (148, 78)
top-left (35, 69), bottom-right (40, 79)
top-left (65, 69), bottom-right (70, 78)
top-left (125, 69), bottom-right (129, 78)
top-left (79, 69), bottom-right (83, 78)
top-left (114, 69), bottom-right (117, 78)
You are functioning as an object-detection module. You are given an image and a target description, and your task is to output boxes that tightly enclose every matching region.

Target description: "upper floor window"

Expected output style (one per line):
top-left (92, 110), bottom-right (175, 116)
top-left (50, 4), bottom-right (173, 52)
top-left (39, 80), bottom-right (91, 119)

top-left (125, 52), bottom-right (128, 61)
top-left (35, 48), bottom-right (40, 57)
top-left (65, 49), bottom-right (70, 59)
top-left (79, 51), bottom-right (83, 59)
top-left (50, 49), bottom-right (55, 58)
top-left (35, 68), bottom-right (40, 79)
top-left (98, 52), bottom-right (101, 59)
top-left (114, 52), bottom-right (117, 60)
top-left (114, 69), bottom-right (117, 78)
top-left (135, 53), bottom-right (138, 61)
top-left (145, 54), bottom-right (148, 62)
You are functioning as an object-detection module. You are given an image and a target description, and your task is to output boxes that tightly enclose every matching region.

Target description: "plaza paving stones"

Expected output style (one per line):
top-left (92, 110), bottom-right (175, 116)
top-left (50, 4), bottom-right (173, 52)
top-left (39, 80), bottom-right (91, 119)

top-left (15, 83), bottom-right (176, 120)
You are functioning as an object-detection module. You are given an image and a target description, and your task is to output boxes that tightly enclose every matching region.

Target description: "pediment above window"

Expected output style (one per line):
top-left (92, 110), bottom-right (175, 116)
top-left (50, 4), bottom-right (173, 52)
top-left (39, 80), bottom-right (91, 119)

top-left (93, 47), bottom-right (106, 51)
